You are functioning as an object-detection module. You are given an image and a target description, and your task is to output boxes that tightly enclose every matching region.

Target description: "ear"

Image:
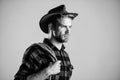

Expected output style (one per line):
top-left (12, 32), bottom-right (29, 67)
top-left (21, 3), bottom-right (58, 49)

top-left (48, 23), bottom-right (53, 33)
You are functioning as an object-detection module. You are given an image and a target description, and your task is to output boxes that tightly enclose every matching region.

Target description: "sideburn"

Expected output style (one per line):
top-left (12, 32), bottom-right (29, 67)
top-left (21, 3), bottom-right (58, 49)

top-left (51, 29), bottom-right (65, 43)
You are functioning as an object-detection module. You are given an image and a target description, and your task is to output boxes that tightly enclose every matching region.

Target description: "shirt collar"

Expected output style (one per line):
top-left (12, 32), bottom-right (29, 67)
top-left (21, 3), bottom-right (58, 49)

top-left (43, 38), bottom-right (65, 51)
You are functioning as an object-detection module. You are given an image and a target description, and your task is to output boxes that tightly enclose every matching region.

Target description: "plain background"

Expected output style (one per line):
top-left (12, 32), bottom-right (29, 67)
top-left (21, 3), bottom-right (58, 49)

top-left (0, 0), bottom-right (120, 80)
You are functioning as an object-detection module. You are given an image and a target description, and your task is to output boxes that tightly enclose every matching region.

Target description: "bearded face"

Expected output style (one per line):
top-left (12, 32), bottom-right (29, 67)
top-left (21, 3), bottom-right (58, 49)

top-left (52, 17), bottom-right (72, 43)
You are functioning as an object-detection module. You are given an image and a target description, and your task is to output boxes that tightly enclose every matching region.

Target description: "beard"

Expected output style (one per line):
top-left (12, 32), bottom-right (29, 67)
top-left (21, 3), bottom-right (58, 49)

top-left (53, 34), bottom-right (69, 43)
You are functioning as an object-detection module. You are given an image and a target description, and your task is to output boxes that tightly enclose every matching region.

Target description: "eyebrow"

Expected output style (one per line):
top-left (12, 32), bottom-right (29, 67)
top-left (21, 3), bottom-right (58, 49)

top-left (58, 22), bottom-right (72, 28)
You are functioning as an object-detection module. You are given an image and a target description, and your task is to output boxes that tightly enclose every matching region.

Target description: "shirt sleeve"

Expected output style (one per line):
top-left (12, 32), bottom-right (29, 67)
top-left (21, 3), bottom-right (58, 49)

top-left (14, 44), bottom-right (51, 80)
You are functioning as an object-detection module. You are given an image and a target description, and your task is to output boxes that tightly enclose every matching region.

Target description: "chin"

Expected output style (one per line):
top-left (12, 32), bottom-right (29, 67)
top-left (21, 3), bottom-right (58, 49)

top-left (55, 38), bottom-right (68, 43)
top-left (61, 36), bottom-right (69, 42)
top-left (62, 38), bottom-right (69, 43)
top-left (64, 39), bottom-right (69, 42)
top-left (54, 35), bottom-right (69, 43)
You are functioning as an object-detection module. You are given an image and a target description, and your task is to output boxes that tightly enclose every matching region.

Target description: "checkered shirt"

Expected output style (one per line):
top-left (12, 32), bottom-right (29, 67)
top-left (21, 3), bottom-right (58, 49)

top-left (14, 38), bottom-right (73, 80)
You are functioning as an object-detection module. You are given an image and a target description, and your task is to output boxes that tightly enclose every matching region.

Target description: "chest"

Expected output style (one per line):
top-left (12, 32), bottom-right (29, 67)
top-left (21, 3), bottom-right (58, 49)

top-left (54, 50), bottom-right (73, 73)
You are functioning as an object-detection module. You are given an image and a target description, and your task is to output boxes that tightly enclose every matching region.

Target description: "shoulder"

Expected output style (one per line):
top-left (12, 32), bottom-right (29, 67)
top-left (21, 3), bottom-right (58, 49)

top-left (22, 43), bottom-right (47, 60)
top-left (25, 42), bottom-right (48, 53)
top-left (22, 42), bottom-right (54, 60)
top-left (22, 42), bottom-right (57, 63)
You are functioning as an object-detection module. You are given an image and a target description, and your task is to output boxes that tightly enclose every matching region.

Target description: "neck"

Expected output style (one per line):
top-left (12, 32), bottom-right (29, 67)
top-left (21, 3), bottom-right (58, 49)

top-left (50, 37), bottom-right (63, 50)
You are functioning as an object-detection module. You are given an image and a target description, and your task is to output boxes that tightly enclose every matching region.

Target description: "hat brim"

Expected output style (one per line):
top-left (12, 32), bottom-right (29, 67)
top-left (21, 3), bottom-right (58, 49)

top-left (39, 12), bottom-right (78, 34)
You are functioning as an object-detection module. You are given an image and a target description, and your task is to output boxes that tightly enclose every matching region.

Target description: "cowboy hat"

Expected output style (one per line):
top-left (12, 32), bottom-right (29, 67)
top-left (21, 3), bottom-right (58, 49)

top-left (39, 4), bottom-right (78, 34)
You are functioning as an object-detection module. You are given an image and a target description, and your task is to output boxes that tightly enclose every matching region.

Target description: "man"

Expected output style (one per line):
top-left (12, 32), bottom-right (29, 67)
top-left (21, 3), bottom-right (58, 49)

top-left (14, 4), bottom-right (78, 80)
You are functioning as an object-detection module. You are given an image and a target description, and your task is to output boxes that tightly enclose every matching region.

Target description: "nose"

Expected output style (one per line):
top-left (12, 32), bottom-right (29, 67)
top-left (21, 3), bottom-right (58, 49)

top-left (65, 27), bottom-right (70, 34)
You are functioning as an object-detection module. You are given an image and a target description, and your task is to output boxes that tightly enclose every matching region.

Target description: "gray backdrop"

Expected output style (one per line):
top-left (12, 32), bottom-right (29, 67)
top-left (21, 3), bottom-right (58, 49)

top-left (0, 0), bottom-right (120, 80)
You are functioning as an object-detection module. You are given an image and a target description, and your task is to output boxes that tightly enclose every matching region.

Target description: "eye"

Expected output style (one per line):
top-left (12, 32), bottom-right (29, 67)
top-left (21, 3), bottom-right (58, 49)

top-left (69, 26), bottom-right (72, 28)
top-left (60, 25), bottom-right (67, 28)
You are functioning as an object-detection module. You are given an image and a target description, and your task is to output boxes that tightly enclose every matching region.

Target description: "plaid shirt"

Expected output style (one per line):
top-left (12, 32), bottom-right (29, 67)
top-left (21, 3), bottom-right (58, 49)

top-left (14, 38), bottom-right (73, 80)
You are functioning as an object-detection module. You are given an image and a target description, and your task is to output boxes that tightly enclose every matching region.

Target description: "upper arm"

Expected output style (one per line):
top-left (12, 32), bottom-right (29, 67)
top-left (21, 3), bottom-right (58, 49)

top-left (14, 44), bottom-right (50, 80)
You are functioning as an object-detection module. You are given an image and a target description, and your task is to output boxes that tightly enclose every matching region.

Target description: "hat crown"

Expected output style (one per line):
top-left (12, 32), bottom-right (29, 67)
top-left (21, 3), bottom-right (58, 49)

top-left (40, 4), bottom-right (78, 34)
top-left (48, 5), bottom-right (67, 14)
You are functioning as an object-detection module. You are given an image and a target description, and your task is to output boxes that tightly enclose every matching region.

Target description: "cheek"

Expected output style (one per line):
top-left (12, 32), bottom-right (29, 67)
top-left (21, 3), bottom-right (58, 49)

top-left (58, 28), bottom-right (66, 34)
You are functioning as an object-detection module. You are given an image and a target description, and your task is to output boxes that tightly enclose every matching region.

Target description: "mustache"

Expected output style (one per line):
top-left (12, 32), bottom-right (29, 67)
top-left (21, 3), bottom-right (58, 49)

top-left (63, 33), bottom-right (70, 36)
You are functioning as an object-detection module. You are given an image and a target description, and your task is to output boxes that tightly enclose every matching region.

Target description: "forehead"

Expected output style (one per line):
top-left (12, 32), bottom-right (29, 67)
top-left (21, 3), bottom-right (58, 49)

top-left (57, 16), bottom-right (72, 26)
